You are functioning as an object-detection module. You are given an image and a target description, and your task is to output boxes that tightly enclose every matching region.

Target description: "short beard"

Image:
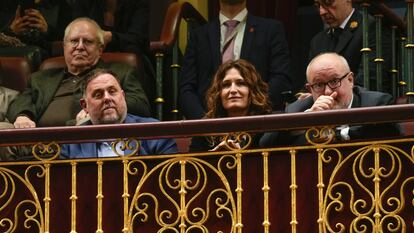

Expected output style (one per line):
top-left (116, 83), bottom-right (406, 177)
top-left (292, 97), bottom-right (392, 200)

top-left (94, 111), bottom-right (125, 125)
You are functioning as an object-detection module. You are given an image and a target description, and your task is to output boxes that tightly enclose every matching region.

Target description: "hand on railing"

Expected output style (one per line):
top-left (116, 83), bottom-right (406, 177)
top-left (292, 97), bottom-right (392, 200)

top-left (14, 115), bottom-right (35, 128)
top-left (209, 139), bottom-right (241, 152)
top-left (76, 109), bottom-right (90, 125)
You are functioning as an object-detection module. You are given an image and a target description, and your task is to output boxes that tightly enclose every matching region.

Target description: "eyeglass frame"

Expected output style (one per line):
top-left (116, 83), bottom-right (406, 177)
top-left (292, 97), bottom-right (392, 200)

top-left (313, 0), bottom-right (335, 9)
top-left (306, 72), bottom-right (351, 93)
top-left (64, 37), bottom-right (101, 48)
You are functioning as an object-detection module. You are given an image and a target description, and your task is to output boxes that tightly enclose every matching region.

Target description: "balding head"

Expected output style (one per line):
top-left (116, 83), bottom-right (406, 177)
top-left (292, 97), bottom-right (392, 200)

top-left (306, 52), bottom-right (354, 109)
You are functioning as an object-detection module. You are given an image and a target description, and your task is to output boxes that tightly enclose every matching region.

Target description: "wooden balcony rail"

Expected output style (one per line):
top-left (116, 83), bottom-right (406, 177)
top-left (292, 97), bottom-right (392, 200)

top-left (1, 104), bottom-right (414, 232)
top-left (0, 104), bottom-right (413, 146)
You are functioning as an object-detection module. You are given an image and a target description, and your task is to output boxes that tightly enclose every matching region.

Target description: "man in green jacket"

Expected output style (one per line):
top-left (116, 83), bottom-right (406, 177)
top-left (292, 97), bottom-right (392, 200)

top-left (7, 17), bottom-right (150, 128)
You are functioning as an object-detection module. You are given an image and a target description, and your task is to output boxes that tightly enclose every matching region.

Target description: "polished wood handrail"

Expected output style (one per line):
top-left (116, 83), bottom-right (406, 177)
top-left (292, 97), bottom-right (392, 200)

top-left (0, 104), bottom-right (413, 146)
top-left (150, 1), bottom-right (207, 52)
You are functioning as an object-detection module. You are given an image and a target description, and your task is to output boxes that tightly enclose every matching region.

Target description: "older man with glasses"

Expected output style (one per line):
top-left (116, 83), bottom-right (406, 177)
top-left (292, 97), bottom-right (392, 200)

top-left (6, 17), bottom-right (150, 129)
top-left (260, 52), bottom-right (401, 146)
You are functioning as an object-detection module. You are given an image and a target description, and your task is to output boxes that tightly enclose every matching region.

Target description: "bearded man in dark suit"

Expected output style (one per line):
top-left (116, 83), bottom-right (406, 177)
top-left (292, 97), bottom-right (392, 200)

top-left (309, 0), bottom-right (392, 93)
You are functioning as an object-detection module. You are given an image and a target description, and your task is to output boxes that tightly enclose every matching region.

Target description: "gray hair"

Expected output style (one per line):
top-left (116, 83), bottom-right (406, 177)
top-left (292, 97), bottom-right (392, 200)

top-left (63, 17), bottom-right (104, 46)
top-left (306, 52), bottom-right (350, 79)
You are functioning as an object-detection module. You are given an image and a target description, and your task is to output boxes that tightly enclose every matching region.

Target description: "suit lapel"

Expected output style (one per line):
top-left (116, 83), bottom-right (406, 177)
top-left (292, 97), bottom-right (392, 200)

top-left (208, 18), bottom-right (221, 71)
top-left (335, 11), bottom-right (361, 53)
top-left (351, 86), bottom-right (361, 108)
top-left (240, 14), bottom-right (256, 59)
top-left (335, 30), bottom-right (353, 53)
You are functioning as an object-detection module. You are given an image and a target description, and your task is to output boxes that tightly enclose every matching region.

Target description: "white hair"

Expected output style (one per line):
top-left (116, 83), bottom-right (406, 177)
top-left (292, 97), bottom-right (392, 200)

top-left (63, 17), bottom-right (104, 46)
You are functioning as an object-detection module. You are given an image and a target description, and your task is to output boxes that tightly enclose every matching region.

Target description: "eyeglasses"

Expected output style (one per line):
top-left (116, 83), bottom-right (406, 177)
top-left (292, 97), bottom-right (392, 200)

top-left (307, 72), bottom-right (350, 93)
top-left (314, 0), bottom-right (334, 9)
top-left (66, 38), bottom-right (99, 48)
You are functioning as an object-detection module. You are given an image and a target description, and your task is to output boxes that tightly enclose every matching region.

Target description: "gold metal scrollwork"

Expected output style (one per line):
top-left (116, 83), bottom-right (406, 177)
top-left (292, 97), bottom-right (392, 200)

top-left (410, 144), bottom-right (414, 160)
top-left (112, 138), bottom-right (140, 157)
top-left (0, 167), bottom-right (44, 232)
top-left (323, 145), bottom-right (414, 232)
top-left (306, 127), bottom-right (335, 145)
top-left (221, 132), bottom-right (252, 151)
top-left (32, 142), bottom-right (60, 161)
top-left (129, 157), bottom-right (237, 232)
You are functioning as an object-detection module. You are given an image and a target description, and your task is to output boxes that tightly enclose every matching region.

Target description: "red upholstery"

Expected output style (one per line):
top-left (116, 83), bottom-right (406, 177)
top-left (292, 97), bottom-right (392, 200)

top-left (400, 121), bottom-right (414, 136)
top-left (50, 41), bottom-right (63, 57)
top-left (0, 56), bottom-right (31, 92)
top-left (39, 52), bottom-right (139, 70)
top-left (175, 137), bottom-right (191, 153)
top-left (395, 95), bottom-right (408, 105)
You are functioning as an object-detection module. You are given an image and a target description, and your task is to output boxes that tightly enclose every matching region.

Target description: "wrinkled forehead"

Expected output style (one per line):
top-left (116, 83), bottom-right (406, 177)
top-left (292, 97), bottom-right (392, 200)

top-left (308, 59), bottom-right (345, 82)
top-left (87, 74), bottom-right (120, 90)
top-left (309, 68), bottom-right (339, 83)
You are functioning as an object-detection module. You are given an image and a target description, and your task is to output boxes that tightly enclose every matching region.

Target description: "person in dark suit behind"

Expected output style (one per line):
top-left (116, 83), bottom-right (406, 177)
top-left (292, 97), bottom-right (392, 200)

top-left (6, 17), bottom-right (150, 128)
top-left (309, 0), bottom-right (392, 93)
top-left (179, 0), bottom-right (292, 119)
top-left (190, 59), bottom-right (272, 152)
top-left (260, 52), bottom-right (401, 146)
top-left (61, 69), bottom-right (177, 158)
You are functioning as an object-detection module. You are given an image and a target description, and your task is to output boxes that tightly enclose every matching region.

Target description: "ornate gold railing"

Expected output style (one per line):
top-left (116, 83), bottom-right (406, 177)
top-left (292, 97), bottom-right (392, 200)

top-left (1, 104), bottom-right (414, 232)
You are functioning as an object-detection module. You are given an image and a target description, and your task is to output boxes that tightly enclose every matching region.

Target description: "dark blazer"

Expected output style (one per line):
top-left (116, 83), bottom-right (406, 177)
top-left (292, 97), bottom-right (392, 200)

top-left (260, 86), bottom-right (401, 146)
top-left (179, 13), bottom-right (292, 119)
top-left (60, 114), bottom-right (178, 158)
top-left (309, 10), bottom-right (392, 93)
top-left (7, 60), bottom-right (151, 125)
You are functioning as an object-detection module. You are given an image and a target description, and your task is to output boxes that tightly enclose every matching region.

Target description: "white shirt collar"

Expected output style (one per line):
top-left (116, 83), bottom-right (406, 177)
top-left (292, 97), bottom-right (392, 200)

top-left (340, 8), bottom-right (355, 29)
top-left (219, 8), bottom-right (248, 25)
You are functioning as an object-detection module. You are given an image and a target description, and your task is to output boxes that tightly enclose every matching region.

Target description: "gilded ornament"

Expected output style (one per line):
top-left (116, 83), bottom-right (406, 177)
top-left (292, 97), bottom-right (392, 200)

top-left (349, 21), bottom-right (358, 29)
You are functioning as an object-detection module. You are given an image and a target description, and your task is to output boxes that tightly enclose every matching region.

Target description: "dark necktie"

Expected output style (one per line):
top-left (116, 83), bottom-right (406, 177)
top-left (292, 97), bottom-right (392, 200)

top-left (330, 27), bottom-right (343, 49)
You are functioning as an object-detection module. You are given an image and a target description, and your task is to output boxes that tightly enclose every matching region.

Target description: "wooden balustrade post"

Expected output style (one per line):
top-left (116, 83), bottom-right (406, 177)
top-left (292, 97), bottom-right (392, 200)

top-left (399, 37), bottom-right (408, 97)
top-left (171, 41), bottom-right (180, 120)
top-left (361, 2), bottom-right (372, 90)
top-left (155, 53), bottom-right (165, 120)
top-left (390, 26), bottom-right (398, 98)
top-left (375, 14), bottom-right (384, 92)
top-left (406, 0), bottom-right (414, 103)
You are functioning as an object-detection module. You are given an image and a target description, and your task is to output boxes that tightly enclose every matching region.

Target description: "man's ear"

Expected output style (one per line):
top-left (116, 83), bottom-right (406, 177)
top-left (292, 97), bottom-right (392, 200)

top-left (348, 72), bottom-right (354, 87)
top-left (98, 43), bottom-right (104, 56)
top-left (80, 99), bottom-right (88, 112)
top-left (348, 72), bottom-right (354, 81)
